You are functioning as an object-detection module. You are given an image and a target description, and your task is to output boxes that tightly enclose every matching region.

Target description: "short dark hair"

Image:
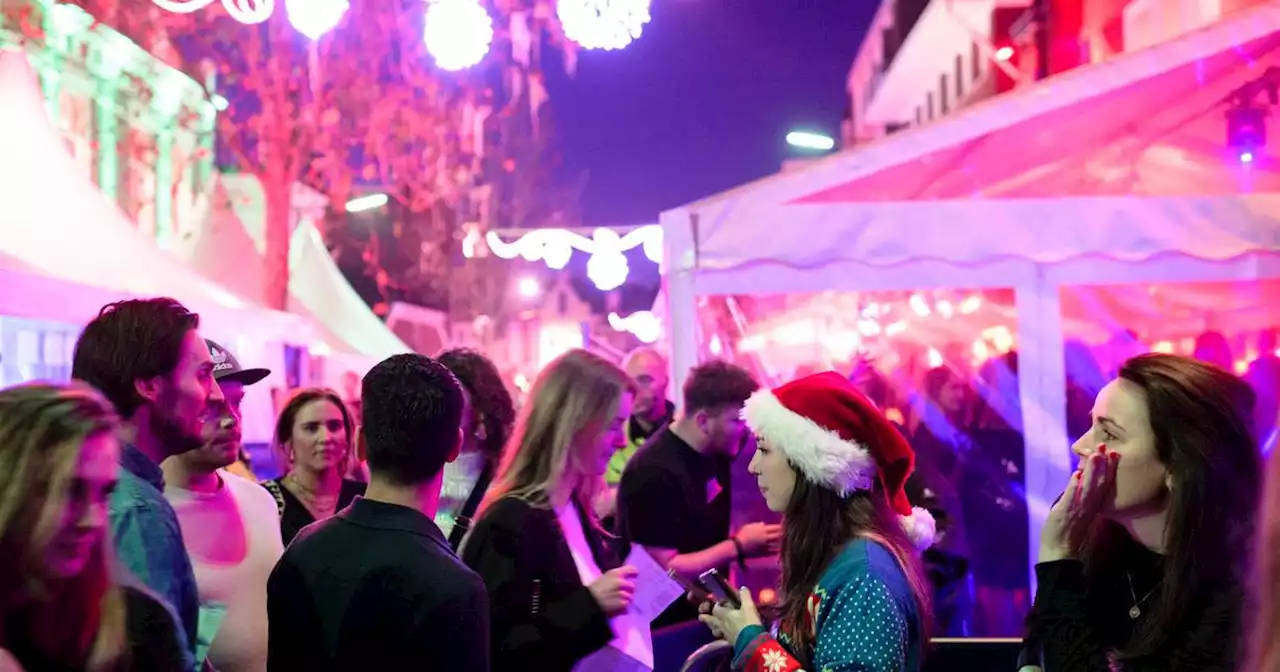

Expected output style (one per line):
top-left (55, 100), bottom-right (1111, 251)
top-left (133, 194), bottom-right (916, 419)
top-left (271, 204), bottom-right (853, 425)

top-left (360, 353), bottom-right (465, 485)
top-left (71, 298), bottom-right (199, 418)
top-left (683, 361), bottom-right (758, 414)
top-left (438, 348), bottom-right (515, 465)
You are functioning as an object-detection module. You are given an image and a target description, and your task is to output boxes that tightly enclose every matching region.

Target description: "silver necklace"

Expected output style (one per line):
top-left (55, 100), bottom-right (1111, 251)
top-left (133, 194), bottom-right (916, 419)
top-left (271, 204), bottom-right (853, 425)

top-left (1125, 572), bottom-right (1159, 619)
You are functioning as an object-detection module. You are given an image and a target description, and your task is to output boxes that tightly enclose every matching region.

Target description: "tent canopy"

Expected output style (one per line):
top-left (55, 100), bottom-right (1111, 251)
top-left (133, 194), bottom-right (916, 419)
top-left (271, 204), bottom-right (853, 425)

top-left (659, 3), bottom-right (1280, 593)
top-left (0, 48), bottom-right (313, 342)
top-left (665, 4), bottom-right (1280, 297)
top-left (181, 174), bottom-right (411, 360)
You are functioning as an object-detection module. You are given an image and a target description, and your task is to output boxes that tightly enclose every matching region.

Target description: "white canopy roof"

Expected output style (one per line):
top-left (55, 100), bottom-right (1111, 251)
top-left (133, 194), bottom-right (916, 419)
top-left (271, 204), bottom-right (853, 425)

top-left (660, 3), bottom-right (1280, 591)
top-left (0, 48), bottom-right (312, 343)
top-left (181, 173), bottom-right (411, 361)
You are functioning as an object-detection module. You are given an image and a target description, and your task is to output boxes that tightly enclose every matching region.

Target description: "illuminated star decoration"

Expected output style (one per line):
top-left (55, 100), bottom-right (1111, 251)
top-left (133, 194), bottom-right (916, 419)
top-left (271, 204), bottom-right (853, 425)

top-left (424, 0), bottom-right (495, 72)
top-left (151, 0), bottom-right (274, 24)
top-left (557, 0), bottom-right (652, 51)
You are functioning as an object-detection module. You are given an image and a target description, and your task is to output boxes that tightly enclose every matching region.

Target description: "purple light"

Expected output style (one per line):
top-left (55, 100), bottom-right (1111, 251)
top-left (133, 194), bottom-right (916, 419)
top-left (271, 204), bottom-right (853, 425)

top-left (424, 0), bottom-right (493, 72)
top-left (285, 0), bottom-right (348, 40)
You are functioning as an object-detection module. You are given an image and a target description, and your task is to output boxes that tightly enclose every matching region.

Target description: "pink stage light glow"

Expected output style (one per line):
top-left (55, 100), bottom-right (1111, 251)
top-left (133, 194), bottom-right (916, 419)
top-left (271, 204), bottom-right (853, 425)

top-left (424, 0), bottom-right (494, 72)
top-left (286, 0), bottom-right (348, 39)
top-left (557, 0), bottom-right (652, 51)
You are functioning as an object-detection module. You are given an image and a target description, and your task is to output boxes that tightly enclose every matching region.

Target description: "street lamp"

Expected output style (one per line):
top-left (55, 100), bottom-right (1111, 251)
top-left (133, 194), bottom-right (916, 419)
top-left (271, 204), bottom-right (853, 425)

top-left (786, 131), bottom-right (836, 151)
top-left (517, 276), bottom-right (540, 299)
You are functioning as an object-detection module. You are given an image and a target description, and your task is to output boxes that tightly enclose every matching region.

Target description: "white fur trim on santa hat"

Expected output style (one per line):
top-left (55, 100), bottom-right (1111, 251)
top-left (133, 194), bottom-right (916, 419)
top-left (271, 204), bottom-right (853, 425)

top-left (742, 389), bottom-right (876, 497)
top-left (900, 507), bottom-right (937, 550)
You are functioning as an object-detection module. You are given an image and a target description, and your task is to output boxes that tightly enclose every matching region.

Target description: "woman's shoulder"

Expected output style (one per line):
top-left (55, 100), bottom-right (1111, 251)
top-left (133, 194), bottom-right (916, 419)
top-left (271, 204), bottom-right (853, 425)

top-left (476, 496), bottom-right (556, 528)
top-left (823, 538), bottom-right (914, 593)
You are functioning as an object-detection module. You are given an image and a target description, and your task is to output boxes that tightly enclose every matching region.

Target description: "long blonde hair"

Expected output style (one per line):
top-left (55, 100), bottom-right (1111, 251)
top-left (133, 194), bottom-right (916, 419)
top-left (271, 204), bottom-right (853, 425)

top-left (478, 349), bottom-right (632, 517)
top-left (0, 382), bottom-right (126, 671)
top-left (1246, 449), bottom-right (1280, 672)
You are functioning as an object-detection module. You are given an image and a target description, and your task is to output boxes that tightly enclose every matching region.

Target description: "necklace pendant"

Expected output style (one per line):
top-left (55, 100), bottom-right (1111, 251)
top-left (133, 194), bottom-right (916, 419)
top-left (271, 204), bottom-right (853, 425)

top-left (1128, 605), bottom-right (1141, 619)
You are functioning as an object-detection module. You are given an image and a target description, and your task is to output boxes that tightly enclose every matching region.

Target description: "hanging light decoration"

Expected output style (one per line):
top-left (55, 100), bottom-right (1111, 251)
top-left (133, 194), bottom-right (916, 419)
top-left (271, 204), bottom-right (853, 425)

top-left (285, 0), bottom-right (349, 39)
top-left (424, 0), bottom-right (495, 72)
top-left (557, 0), bottom-right (652, 51)
top-left (151, 0), bottom-right (274, 24)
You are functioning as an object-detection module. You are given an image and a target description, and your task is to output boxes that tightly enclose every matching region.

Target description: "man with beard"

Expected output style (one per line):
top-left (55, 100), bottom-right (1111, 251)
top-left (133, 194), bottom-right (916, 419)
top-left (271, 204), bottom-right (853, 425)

top-left (164, 341), bottom-right (283, 672)
top-left (73, 298), bottom-right (223, 671)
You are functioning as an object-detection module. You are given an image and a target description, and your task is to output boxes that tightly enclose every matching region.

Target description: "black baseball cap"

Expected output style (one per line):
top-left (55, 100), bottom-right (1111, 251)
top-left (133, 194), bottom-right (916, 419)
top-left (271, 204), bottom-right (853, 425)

top-left (206, 339), bottom-right (270, 386)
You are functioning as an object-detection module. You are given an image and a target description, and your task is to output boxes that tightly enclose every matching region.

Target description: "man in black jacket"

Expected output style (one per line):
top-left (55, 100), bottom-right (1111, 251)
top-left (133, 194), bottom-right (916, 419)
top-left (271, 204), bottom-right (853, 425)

top-left (267, 354), bottom-right (490, 670)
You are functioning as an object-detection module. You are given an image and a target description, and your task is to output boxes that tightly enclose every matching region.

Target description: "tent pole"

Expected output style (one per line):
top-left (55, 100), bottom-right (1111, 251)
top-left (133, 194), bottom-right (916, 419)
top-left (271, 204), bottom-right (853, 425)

top-left (661, 209), bottom-right (700, 412)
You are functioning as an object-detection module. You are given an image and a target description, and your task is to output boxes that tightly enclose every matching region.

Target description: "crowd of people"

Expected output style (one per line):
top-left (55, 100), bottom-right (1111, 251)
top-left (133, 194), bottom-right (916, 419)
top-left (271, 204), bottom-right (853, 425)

top-left (3, 296), bottom-right (1280, 671)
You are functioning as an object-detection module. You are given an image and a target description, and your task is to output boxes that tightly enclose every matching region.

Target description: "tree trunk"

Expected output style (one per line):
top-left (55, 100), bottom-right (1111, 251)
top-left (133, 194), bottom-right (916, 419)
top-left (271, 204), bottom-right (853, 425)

top-left (262, 173), bottom-right (291, 311)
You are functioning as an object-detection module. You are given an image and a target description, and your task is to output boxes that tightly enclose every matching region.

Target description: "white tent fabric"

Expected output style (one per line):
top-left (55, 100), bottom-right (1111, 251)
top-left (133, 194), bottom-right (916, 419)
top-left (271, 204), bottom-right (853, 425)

top-left (0, 48), bottom-right (312, 343)
top-left (179, 173), bottom-right (411, 360)
top-left (660, 3), bottom-right (1280, 591)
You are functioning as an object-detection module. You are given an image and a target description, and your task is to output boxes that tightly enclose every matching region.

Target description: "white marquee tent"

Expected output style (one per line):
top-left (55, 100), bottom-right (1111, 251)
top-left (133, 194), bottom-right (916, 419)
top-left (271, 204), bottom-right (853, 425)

top-left (177, 173), bottom-right (411, 365)
top-left (0, 47), bottom-right (313, 344)
top-left (660, 3), bottom-right (1280, 589)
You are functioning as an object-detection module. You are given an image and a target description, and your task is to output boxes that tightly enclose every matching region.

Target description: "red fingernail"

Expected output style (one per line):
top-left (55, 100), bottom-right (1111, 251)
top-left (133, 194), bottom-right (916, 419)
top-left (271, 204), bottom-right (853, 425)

top-left (1098, 444), bottom-right (1107, 455)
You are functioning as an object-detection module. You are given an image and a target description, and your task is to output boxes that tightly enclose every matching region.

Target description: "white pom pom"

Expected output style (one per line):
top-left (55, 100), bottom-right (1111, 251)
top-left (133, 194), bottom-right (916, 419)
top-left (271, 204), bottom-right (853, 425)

top-left (899, 507), bottom-right (937, 550)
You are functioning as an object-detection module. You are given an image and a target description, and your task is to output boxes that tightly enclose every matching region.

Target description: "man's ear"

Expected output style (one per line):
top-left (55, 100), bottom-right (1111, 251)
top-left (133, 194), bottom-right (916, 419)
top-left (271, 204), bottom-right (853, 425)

top-left (354, 425), bottom-right (368, 462)
top-left (446, 427), bottom-right (463, 464)
top-left (134, 376), bottom-right (163, 405)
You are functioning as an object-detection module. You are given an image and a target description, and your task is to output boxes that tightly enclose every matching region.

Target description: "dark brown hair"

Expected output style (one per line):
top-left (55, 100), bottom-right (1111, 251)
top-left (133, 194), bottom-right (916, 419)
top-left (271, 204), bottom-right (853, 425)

top-left (682, 360), bottom-right (758, 414)
top-left (438, 348), bottom-right (515, 466)
top-left (1085, 353), bottom-right (1258, 661)
top-left (778, 476), bottom-right (932, 663)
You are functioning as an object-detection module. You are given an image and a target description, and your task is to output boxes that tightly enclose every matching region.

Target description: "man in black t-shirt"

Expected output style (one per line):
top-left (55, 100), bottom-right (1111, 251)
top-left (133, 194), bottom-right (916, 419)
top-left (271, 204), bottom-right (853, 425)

top-left (617, 361), bottom-right (782, 628)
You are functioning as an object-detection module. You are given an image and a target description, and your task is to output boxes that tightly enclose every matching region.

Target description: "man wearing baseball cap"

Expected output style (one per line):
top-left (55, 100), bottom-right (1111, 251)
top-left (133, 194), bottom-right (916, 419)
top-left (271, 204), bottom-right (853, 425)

top-left (162, 341), bottom-right (283, 672)
top-left (206, 340), bottom-right (270, 479)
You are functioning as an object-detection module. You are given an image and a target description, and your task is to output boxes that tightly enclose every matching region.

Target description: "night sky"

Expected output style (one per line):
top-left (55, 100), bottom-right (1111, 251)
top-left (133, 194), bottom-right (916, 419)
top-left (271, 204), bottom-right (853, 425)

top-left (548, 0), bottom-right (876, 226)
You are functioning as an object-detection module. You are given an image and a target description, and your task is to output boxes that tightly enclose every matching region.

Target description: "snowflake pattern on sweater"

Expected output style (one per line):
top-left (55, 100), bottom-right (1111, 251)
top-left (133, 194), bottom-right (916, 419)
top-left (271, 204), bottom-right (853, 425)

top-left (731, 539), bottom-right (922, 672)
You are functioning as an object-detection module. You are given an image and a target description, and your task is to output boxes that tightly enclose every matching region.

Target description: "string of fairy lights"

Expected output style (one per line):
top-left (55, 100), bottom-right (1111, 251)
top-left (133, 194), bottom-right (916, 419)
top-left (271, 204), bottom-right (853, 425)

top-left (150, 0), bottom-right (654, 69)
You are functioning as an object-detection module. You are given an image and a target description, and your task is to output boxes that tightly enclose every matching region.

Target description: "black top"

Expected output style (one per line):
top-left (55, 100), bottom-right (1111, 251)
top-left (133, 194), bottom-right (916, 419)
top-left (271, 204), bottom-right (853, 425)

top-left (461, 497), bottom-right (616, 671)
top-left (616, 427), bottom-right (732, 627)
top-left (3, 585), bottom-right (186, 672)
top-left (266, 497), bottom-right (490, 671)
top-left (262, 477), bottom-right (366, 545)
top-left (1024, 536), bottom-right (1243, 671)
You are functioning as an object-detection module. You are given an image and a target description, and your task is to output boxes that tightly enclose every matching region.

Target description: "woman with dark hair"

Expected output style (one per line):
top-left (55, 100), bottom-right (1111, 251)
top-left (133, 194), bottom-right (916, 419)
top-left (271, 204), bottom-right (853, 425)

top-left (1023, 353), bottom-right (1260, 671)
top-left (437, 348), bottom-right (516, 549)
top-left (261, 388), bottom-right (365, 545)
top-left (699, 372), bottom-right (935, 671)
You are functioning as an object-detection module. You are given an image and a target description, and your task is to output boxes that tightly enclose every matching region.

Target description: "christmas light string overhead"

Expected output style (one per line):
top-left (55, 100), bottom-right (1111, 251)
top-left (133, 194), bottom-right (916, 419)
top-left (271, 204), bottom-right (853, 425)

top-left (485, 225), bottom-right (662, 291)
top-left (152, 0), bottom-right (274, 24)
top-left (558, 0), bottom-right (652, 51)
top-left (424, 0), bottom-right (495, 71)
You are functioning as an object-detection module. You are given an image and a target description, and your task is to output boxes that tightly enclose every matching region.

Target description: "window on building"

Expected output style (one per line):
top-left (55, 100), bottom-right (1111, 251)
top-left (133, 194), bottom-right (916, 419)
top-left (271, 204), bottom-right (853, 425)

top-left (955, 54), bottom-right (965, 99)
top-left (940, 74), bottom-right (949, 115)
top-left (916, 106), bottom-right (923, 124)
top-left (972, 41), bottom-right (981, 80)
top-left (927, 91), bottom-right (934, 120)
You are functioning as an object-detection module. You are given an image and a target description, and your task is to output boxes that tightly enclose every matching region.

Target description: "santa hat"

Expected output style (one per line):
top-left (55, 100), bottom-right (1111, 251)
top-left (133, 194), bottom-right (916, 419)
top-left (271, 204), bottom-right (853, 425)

top-left (742, 371), bottom-right (936, 550)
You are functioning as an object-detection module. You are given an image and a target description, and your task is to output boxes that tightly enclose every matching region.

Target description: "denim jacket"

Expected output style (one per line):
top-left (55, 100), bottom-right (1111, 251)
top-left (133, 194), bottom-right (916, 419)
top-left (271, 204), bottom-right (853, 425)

top-left (110, 443), bottom-right (200, 672)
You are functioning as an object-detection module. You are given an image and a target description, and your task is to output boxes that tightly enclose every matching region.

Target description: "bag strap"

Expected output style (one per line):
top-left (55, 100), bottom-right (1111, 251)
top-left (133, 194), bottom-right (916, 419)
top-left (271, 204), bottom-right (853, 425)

top-left (262, 479), bottom-right (286, 519)
top-left (448, 462), bottom-right (495, 550)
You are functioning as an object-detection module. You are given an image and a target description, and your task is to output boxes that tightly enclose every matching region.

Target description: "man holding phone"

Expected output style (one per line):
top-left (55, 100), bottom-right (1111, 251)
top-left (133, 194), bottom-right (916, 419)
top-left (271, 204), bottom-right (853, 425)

top-left (618, 361), bottom-right (781, 629)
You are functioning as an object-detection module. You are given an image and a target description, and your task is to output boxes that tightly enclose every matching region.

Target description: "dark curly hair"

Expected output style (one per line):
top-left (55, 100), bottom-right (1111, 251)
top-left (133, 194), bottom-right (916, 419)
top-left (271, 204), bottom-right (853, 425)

top-left (438, 348), bottom-right (516, 466)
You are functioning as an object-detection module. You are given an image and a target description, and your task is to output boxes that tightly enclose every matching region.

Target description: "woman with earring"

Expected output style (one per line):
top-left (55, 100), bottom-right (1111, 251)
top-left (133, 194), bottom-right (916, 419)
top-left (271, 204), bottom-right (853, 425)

top-left (461, 350), bottom-right (640, 670)
top-left (1022, 353), bottom-right (1260, 671)
top-left (261, 389), bottom-right (366, 545)
top-left (699, 371), bottom-right (936, 672)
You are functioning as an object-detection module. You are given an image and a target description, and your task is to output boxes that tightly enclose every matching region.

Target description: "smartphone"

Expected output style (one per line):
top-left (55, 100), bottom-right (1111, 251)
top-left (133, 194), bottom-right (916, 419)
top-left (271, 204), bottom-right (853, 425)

top-left (698, 568), bottom-right (742, 608)
top-left (668, 569), bottom-right (713, 603)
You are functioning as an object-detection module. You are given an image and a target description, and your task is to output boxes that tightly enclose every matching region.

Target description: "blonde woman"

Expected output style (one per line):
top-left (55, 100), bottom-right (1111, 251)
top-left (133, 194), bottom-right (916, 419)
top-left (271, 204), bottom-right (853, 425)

top-left (260, 388), bottom-right (366, 545)
top-left (461, 349), bottom-right (639, 670)
top-left (1246, 448), bottom-right (1280, 672)
top-left (0, 383), bottom-right (186, 671)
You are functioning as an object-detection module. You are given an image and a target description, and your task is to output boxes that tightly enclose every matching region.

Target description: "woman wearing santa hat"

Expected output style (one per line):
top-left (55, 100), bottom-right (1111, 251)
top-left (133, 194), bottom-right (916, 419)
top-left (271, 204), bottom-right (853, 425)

top-left (699, 371), bottom-right (936, 672)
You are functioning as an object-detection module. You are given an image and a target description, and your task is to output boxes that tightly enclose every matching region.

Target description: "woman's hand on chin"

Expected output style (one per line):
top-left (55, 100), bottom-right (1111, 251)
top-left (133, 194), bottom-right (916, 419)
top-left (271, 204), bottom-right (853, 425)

top-left (1039, 445), bottom-right (1117, 563)
top-left (699, 588), bottom-right (763, 645)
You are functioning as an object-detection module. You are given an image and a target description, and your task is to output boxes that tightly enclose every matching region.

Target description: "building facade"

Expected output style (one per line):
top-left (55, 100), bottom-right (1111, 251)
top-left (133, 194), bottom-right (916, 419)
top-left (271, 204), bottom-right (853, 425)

top-left (843, 0), bottom-right (1272, 147)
